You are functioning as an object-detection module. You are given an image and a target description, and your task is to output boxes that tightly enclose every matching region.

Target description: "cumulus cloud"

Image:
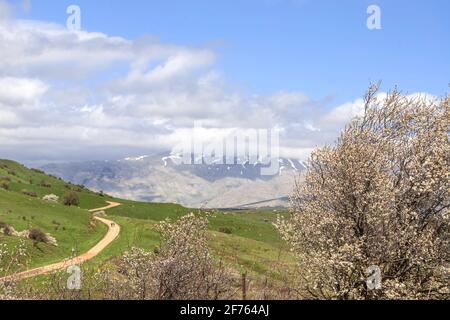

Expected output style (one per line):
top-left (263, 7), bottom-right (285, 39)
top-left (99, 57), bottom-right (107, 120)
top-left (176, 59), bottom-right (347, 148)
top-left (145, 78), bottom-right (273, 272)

top-left (0, 77), bottom-right (47, 104)
top-left (0, 11), bottom-right (436, 163)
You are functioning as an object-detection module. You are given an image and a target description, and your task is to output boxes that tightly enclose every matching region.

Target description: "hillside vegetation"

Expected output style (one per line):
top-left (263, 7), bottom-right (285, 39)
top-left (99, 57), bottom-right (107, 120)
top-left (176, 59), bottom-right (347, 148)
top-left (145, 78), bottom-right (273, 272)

top-left (0, 159), bottom-right (293, 281)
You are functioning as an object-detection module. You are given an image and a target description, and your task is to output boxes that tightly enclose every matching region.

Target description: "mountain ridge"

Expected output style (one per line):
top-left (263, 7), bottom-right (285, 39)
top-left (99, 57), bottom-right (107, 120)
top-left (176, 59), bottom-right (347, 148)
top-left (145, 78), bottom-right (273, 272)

top-left (41, 153), bottom-right (305, 208)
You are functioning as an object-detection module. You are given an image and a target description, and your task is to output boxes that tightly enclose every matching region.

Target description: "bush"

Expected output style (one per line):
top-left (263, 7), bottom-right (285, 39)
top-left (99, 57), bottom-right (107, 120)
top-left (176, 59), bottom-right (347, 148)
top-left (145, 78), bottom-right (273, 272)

top-left (39, 180), bottom-right (52, 188)
top-left (43, 194), bottom-right (59, 203)
top-left (101, 213), bottom-right (235, 300)
top-left (28, 229), bottom-right (48, 243)
top-left (0, 221), bottom-right (14, 236)
top-left (22, 190), bottom-right (37, 197)
top-left (0, 181), bottom-right (9, 190)
top-left (277, 86), bottom-right (450, 299)
top-left (63, 191), bottom-right (79, 206)
top-left (218, 227), bottom-right (233, 234)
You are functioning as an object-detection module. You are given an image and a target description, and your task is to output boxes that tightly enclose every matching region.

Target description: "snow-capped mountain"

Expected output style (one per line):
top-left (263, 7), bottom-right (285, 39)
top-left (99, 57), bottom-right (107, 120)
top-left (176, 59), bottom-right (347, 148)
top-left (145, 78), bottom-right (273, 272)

top-left (41, 153), bottom-right (306, 208)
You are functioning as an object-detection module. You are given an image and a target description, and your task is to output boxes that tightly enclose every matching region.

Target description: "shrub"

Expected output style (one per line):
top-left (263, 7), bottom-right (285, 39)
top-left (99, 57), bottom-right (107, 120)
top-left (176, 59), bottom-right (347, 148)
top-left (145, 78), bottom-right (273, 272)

top-left (39, 180), bottom-right (52, 188)
top-left (22, 190), bottom-right (37, 197)
top-left (43, 194), bottom-right (59, 203)
top-left (277, 86), bottom-right (450, 299)
top-left (0, 221), bottom-right (14, 236)
top-left (101, 213), bottom-right (235, 300)
top-left (63, 191), bottom-right (79, 206)
top-left (0, 181), bottom-right (9, 190)
top-left (28, 229), bottom-right (48, 243)
top-left (218, 227), bottom-right (233, 234)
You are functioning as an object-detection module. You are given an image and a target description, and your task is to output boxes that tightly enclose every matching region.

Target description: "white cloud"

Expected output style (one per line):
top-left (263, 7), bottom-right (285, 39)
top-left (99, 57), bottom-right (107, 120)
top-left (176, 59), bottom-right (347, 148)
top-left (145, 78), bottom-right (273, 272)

top-left (0, 13), bottom-right (437, 163)
top-left (0, 77), bottom-right (47, 104)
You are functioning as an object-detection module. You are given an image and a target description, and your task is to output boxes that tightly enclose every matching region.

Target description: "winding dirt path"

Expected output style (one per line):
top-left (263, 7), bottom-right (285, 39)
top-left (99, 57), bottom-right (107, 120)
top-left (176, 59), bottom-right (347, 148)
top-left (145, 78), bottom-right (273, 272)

top-left (0, 201), bottom-right (121, 283)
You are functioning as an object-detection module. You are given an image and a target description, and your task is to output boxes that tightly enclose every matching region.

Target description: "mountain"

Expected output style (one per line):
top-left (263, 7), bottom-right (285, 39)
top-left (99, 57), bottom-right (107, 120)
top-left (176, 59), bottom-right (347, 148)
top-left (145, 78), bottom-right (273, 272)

top-left (41, 153), bottom-right (306, 208)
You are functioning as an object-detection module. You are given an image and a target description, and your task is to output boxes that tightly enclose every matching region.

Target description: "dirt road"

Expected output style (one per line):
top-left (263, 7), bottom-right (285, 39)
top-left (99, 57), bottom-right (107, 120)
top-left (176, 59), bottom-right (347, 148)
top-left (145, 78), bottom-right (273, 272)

top-left (0, 201), bottom-right (121, 282)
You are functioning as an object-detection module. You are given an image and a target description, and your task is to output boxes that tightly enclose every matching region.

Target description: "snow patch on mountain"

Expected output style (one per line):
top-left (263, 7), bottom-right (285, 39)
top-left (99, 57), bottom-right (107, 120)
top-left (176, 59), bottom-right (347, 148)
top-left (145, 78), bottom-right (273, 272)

top-left (42, 153), bottom-right (306, 208)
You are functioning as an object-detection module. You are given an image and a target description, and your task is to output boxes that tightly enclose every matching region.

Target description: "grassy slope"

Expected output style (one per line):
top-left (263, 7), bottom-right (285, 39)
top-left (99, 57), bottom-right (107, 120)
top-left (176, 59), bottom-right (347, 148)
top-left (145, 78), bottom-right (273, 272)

top-left (0, 159), bottom-right (110, 209)
top-left (0, 159), bottom-right (293, 279)
top-left (101, 200), bottom-right (293, 276)
top-left (0, 190), bottom-right (107, 273)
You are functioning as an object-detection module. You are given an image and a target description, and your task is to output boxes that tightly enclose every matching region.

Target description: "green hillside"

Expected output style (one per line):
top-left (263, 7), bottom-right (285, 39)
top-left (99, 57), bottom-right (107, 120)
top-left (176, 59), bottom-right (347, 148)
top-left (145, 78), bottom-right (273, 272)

top-left (0, 190), bottom-right (107, 271)
top-left (0, 159), bottom-right (293, 279)
top-left (0, 159), bottom-right (111, 209)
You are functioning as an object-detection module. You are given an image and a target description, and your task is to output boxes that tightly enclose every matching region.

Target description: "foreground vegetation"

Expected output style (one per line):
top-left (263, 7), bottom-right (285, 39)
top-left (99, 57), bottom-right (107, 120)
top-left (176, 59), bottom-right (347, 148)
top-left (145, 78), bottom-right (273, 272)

top-left (279, 86), bottom-right (449, 299)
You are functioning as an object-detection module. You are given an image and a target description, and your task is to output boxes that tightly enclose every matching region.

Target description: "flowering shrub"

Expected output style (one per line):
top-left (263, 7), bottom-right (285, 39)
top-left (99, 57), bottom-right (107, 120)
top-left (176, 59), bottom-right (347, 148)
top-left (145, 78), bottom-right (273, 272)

top-left (277, 86), bottom-right (450, 299)
top-left (0, 241), bottom-right (27, 300)
top-left (43, 194), bottom-right (59, 203)
top-left (0, 222), bottom-right (14, 236)
top-left (100, 213), bottom-right (236, 300)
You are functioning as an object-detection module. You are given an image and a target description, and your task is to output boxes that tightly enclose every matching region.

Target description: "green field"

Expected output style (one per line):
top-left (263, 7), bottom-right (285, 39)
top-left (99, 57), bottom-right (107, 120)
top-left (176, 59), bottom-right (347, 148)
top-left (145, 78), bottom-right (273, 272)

top-left (0, 159), bottom-right (293, 280)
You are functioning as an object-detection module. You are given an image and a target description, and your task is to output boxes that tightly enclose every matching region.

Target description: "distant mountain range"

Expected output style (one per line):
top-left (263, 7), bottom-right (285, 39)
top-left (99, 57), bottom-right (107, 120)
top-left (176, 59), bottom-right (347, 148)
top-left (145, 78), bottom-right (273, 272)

top-left (41, 153), bottom-right (306, 208)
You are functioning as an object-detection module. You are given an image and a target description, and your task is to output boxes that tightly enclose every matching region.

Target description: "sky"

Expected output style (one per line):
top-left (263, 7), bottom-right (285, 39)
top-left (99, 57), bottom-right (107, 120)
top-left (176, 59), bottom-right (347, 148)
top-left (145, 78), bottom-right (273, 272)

top-left (0, 0), bottom-right (449, 163)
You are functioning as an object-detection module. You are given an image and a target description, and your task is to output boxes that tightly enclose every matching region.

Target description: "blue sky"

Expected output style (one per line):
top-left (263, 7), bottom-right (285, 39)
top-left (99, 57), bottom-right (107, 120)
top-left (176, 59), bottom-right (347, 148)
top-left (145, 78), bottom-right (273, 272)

top-left (0, 0), bottom-right (448, 162)
top-left (12, 0), bottom-right (450, 105)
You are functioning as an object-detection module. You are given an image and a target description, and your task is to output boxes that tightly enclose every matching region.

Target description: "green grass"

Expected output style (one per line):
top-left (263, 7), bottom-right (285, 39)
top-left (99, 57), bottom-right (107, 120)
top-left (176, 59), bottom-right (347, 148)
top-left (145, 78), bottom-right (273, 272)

top-left (106, 198), bottom-right (289, 247)
top-left (209, 231), bottom-right (296, 279)
top-left (106, 199), bottom-right (192, 221)
top-left (0, 189), bottom-right (107, 273)
top-left (105, 199), bottom-right (294, 276)
top-left (92, 216), bottom-right (160, 262)
top-left (209, 209), bottom-right (288, 246)
top-left (0, 159), bottom-right (112, 209)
